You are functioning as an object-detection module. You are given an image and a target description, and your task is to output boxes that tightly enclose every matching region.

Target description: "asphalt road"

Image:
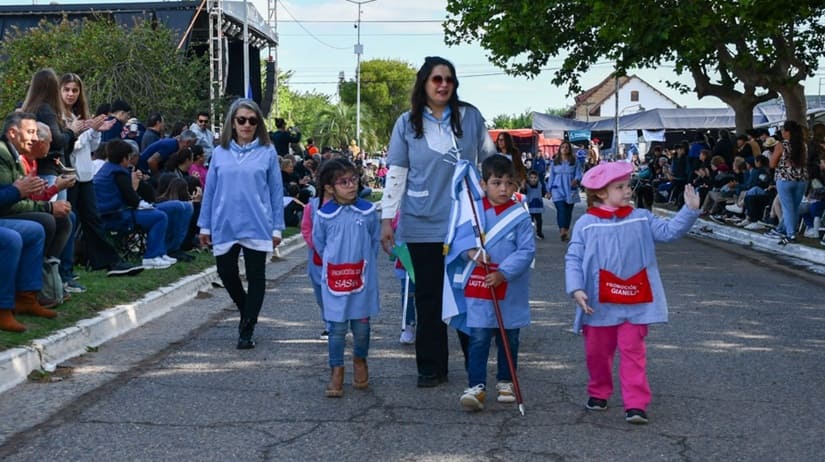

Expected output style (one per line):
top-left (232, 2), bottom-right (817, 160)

top-left (0, 206), bottom-right (823, 461)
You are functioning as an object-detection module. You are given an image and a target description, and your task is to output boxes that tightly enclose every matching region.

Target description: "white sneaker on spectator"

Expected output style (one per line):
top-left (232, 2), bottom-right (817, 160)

top-left (725, 204), bottom-right (743, 214)
top-left (161, 255), bottom-right (177, 264)
top-left (142, 256), bottom-right (172, 269)
top-left (735, 218), bottom-right (751, 227)
top-left (744, 222), bottom-right (765, 230)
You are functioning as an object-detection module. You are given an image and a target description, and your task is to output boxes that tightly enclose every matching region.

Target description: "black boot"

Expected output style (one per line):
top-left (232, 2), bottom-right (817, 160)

top-left (237, 318), bottom-right (256, 349)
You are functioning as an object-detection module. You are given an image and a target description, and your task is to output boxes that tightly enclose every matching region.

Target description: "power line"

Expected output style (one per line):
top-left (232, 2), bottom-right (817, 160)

top-left (278, 19), bottom-right (444, 23)
top-left (277, 0), bottom-right (349, 50)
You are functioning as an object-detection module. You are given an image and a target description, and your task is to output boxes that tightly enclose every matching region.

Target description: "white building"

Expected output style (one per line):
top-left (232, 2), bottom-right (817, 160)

top-left (570, 74), bottom-right (680, 121)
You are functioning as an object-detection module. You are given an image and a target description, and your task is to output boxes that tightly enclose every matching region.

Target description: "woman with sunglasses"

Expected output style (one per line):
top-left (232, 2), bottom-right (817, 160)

top-left (380, 56), bottom-right (497, 388)
top-left (198, 98), bottom-right (285, 349)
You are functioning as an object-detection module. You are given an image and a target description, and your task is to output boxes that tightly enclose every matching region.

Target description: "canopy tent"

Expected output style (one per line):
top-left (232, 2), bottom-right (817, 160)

top-left (488, 129), bottom-right (562, 157)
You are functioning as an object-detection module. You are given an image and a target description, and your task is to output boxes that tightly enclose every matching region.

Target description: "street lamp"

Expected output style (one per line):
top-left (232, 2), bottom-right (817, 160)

top-left (346, 0), bottom-right (376, 149)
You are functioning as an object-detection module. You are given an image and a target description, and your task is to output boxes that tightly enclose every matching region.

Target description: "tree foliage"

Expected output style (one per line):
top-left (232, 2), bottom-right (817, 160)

top-left (312, 102), bottom-right (378, 154)
top-left (491, 110), bottom-right (532, 129)
top-left (0, 16), bottom-right (208, 122)
top-left (445, 0), bottom-right (825, 130)
top-left (339, 58), bottom-right (416, 145)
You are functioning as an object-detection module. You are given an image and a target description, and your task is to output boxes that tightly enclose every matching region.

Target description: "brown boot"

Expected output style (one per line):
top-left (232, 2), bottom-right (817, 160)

top-left (14, 292), bottom-right (57, 319)
top-left (325, 366), bottom-right (344, 398)
top-left (0, 310), bottom-right (26, 333)
top-left (353, 357), bottom-right (369, 389)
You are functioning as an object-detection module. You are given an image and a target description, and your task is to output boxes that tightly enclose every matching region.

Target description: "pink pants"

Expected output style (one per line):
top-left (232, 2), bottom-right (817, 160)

top-left (582, 321), bottom-right (651, 411)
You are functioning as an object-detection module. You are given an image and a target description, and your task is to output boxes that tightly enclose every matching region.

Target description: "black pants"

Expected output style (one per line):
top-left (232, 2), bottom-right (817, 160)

top-left (530, 213), bottom-right (544, 237)
top-left (215, 244), bottom-right (268, 329)
top-left (67, 181), bottom-right (122, 269)
top-left (408, 242), bottom-right (469, 378)
top-left (15, 211), bottom-right (71, 259)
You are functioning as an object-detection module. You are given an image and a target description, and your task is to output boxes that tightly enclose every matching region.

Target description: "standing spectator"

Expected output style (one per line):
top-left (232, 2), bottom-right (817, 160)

top-left (101, 99), bottom-right (132, 142)
top-left (189, 111), bottom-right (215, 162)
top-left (768, 120), bottom-right (809, 242)
top-left (379, 56), bottom-right (496, 388)
top-left (188, 145), bottom-right (208, 189)
top-left (198, 99), bottom-right (284, 350)
top-left (305, 137), bottom-right (319, 157)
top-left (547, 141), bottom-right (582, 242)
top-left (524, 170), bottom-right (547, 239)
top-left (270, 117), bottom-right (301, 157)
top-left (21, 68), bottom-right (83, 201)
top-left (141, 112), bottom-right (165, 152)
top-left (495, 132), bottom-right (527, 187)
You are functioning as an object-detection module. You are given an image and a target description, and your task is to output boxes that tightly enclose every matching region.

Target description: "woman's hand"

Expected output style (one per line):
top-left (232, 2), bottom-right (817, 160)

top-left (272, 236), bottom-right (282, 248)
top-left (380, 219), bottom-right (394, 255)
top-left (199, 233), bottom-right (212, 247)
top-left (54, 174), bottom-right (76, 191)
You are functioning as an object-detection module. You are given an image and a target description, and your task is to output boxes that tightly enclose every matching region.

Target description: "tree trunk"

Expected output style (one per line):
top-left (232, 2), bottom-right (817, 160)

top-left (729, 100), bottom-right (758, 135)
top-left (776, 83), bottom-right (807, 125)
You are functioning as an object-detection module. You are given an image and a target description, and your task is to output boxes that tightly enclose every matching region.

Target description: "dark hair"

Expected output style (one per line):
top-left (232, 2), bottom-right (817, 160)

top-left (410, 56), bottom-right (463, 139)
top-left (21, 68), bottom-right (65, 129)
top-left (111, 99), bottom-right (132, 113)
top-left (191, 144), bottom-right (205, 162)
top-left (197, 111), bottom-right (210, 119)
top-left (105, 139), bottom-right (134, 164)
top-left (554, 141), bottom-right (576, 166)
top-left (783, 120), bottom-right (806, 168)
top-left (275, 117), bottom-right (286, 129)
top-left (317, 158), bottom-right (357, 201)
top-left (3, 111), bottom-right (37, 135)
top-left (170, 121), bottom-right (186, 138)
top-left (59, 73), bottom-right (90, 120)
top-left (157, 176), bottom-right (191, 202)
top-left (164, 147), bottom-right (193, 172)
top-left (95, 103), bottom-right (111, 117)
top-left (481, 154), bottom-right (515, 181)
top-left (147, 112), bottom-right (164, 128)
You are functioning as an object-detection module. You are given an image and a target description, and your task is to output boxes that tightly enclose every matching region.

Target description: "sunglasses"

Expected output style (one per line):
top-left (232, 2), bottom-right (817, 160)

top-left (197, 119), bottom-right (209, 124)
top-left (235, 116), bottom-right (258, 126)
top-left (334, 175), bottom-right (359, 187)
top-left (430, 75), bottom-right (455, 85)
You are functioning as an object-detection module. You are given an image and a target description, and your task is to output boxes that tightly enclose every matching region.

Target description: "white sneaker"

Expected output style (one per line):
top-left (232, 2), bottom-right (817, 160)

top-left (459, 384), bottom-right (486, 411)
top-left (735, 218), bottom-right (751, 227)
top-left (161, 255), bottom-right (177, 264)
top-left (142, 256), bottom-right (172, 269)
top-left (725, 204), bottom-right (743, 214)
top-left (803, 227), bottom-right (820, 239)
top-left (399, 325), bottom-right (415, 344)
top-left (744, 222), bottom-right (765, 230)
top-left (496, 381), bottom-right (516, 403)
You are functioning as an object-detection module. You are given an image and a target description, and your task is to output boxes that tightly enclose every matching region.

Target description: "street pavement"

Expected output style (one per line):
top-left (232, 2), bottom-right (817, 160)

top-left (0, 204), bottom-right (824, 461)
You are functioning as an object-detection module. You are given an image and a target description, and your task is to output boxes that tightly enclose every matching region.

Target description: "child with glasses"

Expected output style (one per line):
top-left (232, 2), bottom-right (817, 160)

top-left (313, 158), bottom-right (380, 398)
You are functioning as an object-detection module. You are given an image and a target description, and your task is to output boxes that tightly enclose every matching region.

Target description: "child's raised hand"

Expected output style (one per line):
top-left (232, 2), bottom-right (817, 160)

top-left (573, 290), bottom-right (594, 314)
top-left (683, 184), bottom-right (700, 210)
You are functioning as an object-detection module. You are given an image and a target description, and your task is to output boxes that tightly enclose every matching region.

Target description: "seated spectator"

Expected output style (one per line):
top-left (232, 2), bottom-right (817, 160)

top-left (0, 180), bottom-right (55, 332)
top-left (700, 155), bottom-right (735, 216)
top-left (155, 174), bottom-right (197, 261)
top-left (163, 147), bottom-right (194, 180)
top-left (726, 155), bottom-right (772, 227)
top-left (101, 99), bottom-right (132, 142)
top-left (141, 111), bottom-right (165, 152)
top-left (283, 183), bottom-right (311, 228)
top-left (138, 130), bottom-right (197, 175)
top-left (93, 139), bottom-right (175, 269)
top-left (188, 145), bottom-right (207, 189)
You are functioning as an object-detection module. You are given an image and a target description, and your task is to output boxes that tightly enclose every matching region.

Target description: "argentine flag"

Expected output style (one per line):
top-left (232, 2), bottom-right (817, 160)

top-left (442, 160), bottom-right (485, 334)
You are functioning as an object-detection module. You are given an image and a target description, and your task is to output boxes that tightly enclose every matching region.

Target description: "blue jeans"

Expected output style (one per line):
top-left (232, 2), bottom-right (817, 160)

top-left (775, 179), bottom-right (806, 237)
top-left (467, 327), bottom-right (520, 387)
top-left (328, 318), bottom-right (370, 367)
top-left (311, 281), bottom-right (331, 331)
top-left (39, 174), bottom-right (67, 201)
top-left (59, 211), bottom-right (77, 280)
top-left (0, 220), bottom-right (46, 307)
top-left (154, 200), bottom-right (194, 253)
top-left (554, 200), bottom-right (574, 230)
top-left (801, 200), bottom-right (824, 228)
top-left (129, 209), bottom-right (168, 258)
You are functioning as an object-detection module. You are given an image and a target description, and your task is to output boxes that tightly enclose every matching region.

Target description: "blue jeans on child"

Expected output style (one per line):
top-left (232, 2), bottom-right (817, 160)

top-left (467, 327), bottom-right (520, 387)
top-left (328, 318), bottom-right (370, 367)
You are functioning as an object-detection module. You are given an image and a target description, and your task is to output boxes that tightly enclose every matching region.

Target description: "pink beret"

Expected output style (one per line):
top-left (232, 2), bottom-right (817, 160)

top-left (581, 161), bottom-right (634, 189)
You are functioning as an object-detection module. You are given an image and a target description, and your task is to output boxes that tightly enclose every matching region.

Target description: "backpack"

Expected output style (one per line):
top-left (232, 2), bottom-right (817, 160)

top-left (40, 257), bottom-right (64, 305)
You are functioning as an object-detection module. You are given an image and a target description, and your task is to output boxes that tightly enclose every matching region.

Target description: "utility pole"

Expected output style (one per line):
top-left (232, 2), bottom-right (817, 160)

top-left (346, 0), bottom-right (376, 148)
top-left (243, 0), bottom-right (250, 99)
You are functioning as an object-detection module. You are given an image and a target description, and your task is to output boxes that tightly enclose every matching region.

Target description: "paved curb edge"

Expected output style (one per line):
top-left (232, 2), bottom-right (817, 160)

top-left (0, 234), bottom-right (307, 395)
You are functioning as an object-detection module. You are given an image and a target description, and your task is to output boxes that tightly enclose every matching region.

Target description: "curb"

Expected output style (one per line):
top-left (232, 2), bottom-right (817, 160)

top-left (654, 208), bottom-right (825, 272)
top-left (0, 234), bottom-right (307, 395)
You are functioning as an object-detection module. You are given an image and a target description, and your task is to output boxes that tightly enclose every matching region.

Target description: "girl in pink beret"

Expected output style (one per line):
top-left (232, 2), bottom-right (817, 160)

top-left (565, 161), bottom-right (700, 424)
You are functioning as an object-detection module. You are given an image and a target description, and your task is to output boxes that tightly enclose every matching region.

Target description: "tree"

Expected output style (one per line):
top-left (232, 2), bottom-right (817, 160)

top-left (491, 110), bottom-right (533, 129)
top-left (0, 17), bottom-right (208, 123)
top-left (312, 102), bottom-right (378, 154)
top-left (444, 0), bottom-right (825, 132)
top-left (339, 59), bottom-right (416, 145)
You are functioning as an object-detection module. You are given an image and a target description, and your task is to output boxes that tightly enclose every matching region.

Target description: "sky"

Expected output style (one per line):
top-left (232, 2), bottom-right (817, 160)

top-left (4, 0), bottom-right (825, 120)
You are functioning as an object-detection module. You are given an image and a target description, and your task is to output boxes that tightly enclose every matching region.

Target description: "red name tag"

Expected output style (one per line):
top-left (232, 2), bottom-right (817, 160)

top-left (464, 264), bottom-right (508, 300)
top-left (598, 268), bottom-right (653, 304)
top-left (327, 260), bottom-right (366, 295)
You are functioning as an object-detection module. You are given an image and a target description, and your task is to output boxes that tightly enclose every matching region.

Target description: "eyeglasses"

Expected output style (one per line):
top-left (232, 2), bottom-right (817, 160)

top-left (197, 119), bottom-right (209, 124)
top-left (235, 116), bottom-right (258, 126)
top-left (430, 75), bottom-right (455, 85)
top-left (334, 175), bottom-right (359, 187)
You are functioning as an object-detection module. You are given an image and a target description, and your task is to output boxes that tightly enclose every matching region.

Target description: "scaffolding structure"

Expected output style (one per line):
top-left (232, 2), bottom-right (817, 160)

top-left (208, 0), bottom-right (225, 135)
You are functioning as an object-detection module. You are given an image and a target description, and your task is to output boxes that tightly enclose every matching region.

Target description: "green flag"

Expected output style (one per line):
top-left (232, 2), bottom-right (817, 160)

top-left (392, 243), bottom-right (416, 284)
